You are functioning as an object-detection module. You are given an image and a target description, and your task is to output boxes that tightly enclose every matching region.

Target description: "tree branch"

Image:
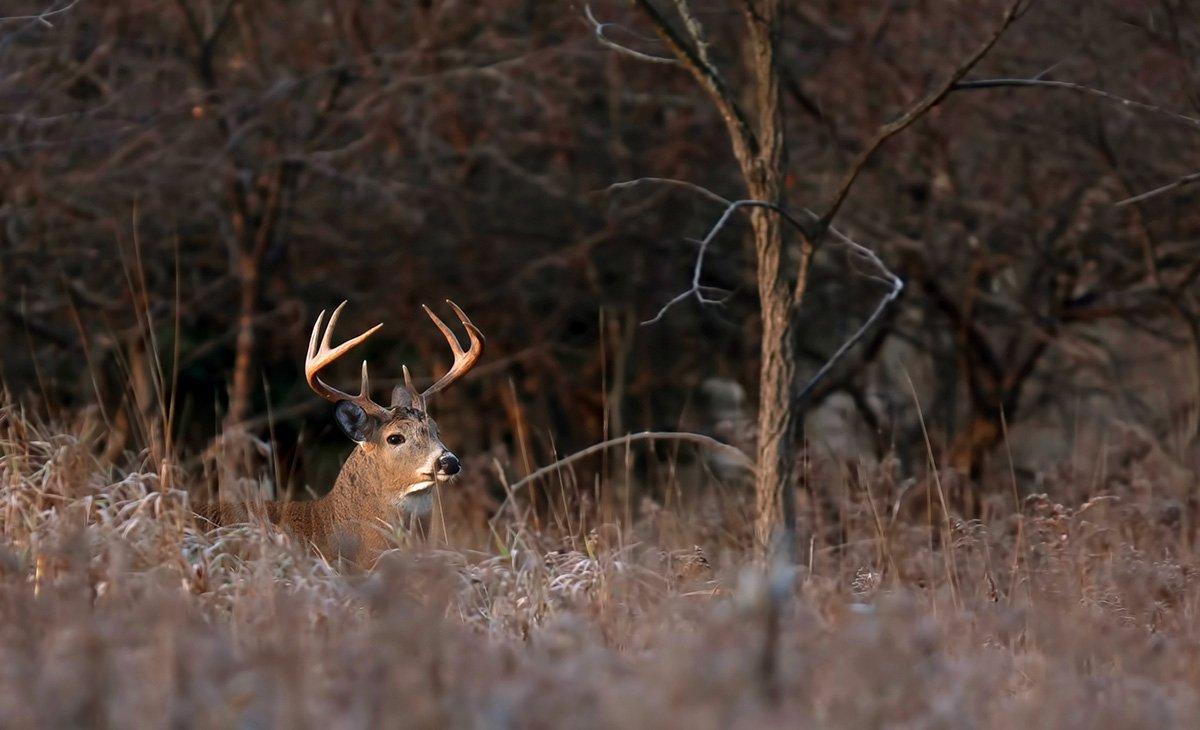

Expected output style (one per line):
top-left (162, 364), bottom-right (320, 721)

top-left (635, 186), bottom-right (903, 411)
top-left (506, 431), bottom-right (755, 494)
top-left (818, 0), bottom-right (1028, 231)
top-left (606, 176), bottom-right (733, 207)
top-left (0, 0), bottom-right (81, 26)
top-left (1114, 170), bottom-right (1200, 207)
top-left (583, 4), bottom-right (678, 65)
top-left (951, 78), bottom-right (1200, 131)
top-left (792, 224), bottom-right (904, 409)
top-left (632, 0), bottom-right (759, 157)
top-left (642, 199), bottom-right (813, 325)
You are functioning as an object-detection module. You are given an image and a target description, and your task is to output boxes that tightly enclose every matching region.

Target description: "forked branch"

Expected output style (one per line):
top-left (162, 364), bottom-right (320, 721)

top-left (818, 0), bottom-right (1029, 231)
top-left (641, 187), bottom-right (903, 406)
top-left (631, 0), bottom-right (759, 158)
top-left (642, 198), bottom-right (811, 325)
top-left (633, 176), bottom-right (902, 405)
top-left (793, 224), bottom-right (903, 409)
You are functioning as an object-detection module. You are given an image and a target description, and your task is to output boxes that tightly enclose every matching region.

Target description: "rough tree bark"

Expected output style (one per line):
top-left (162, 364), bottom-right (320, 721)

top-left (740, 0), bottom-right (803, 558)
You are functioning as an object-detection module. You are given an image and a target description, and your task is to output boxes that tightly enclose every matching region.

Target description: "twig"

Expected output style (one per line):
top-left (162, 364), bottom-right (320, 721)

top-left (792, 224), bottom-right (903, 408)
top-left (583, 4), bottom-right (678, 65)
top-left (670, 0), bottom-right (715, 71)
top-left (643, 198), bottom-right (822, 324)
top-left (642, 200), bottom-right (792, 325)
top-left (956, 75), bottom-right (1200, 207)
top-left (640, 191), bottom-right (903, 409)
top-left (951, 78), bottom-right (1200, 131)
top-left (626, 179), bottom-right (903, 401)
top-left (1114, 170), bottom-right (1200, 207)
top-left (606, 177), bottom-right (732, 207)
top-left (819, 0), bottom-right (1028, 230)
top-left (0, 0), bottom-right (82, 26)
top-left (506, 431), bottom-right (754, 494)
top-left (632, 0), bottom-right (759, 158)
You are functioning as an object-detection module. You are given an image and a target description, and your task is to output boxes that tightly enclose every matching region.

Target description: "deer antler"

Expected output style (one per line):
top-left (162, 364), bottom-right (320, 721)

top-left (420, 300), bottom-right (484, 400)
top-left (305, 301), bottom-right (392, 419)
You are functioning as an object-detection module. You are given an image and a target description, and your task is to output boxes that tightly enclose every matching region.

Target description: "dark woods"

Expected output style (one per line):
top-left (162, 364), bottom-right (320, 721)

top-left (3, 0), bottom-right (1199, 513)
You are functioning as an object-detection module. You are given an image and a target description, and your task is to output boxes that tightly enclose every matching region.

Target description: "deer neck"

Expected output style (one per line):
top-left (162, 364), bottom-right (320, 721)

top-left (323, 446), bottom-right (389, 513)
top-left (291, 445), bottom-right (400, 565)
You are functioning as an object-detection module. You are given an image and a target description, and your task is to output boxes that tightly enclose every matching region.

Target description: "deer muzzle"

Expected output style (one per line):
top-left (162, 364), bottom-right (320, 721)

top-left (404, 451), bottom-right (460, 496)
top-left (438, 453), bottom-right (460, 476)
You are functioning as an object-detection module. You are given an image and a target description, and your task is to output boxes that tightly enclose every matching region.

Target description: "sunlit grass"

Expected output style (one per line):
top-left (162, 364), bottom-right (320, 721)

top-left (2, 401), bottom-right (1199, 727)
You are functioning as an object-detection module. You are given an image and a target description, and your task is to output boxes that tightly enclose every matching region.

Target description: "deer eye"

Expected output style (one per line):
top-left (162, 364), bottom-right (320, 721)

top-left (386, 434), bottom-right (405, 446)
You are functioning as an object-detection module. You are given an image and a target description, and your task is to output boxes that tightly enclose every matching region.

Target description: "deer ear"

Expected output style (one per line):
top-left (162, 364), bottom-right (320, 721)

top-left (335, 401), bottom-right (375, 443)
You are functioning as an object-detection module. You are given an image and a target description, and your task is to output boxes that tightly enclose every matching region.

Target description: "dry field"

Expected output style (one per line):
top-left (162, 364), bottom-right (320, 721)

top-left (0, 401), bottom-right (1197, 729)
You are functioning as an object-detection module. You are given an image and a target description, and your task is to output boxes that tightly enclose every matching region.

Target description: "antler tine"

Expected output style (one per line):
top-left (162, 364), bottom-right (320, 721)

top-left (304, 301), bottom-right (390, 418)
top-left (420, 299), bottom-right (484, 400)
top-left (400, 364), bottom-right (423, 410)
top-left (307, 307), bottom-right (327, 363)
top-left (322, 300), bottom-right (346, 353)
top-left (402, 364), bottom-right (418, 399)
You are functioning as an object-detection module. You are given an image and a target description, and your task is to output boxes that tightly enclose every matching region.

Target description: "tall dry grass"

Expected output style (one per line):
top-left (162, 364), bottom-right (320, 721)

top-left (2, 398), bottom-right (1200, 728)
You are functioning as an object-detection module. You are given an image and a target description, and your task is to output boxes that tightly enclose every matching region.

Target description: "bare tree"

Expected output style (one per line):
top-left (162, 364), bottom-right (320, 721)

top-left (598, 0), bottom-right (1027, 557)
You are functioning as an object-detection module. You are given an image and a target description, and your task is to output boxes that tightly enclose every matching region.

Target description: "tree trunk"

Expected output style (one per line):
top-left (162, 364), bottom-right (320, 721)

top-left (750, 194), bottom-right (801, 558)
top-left (633, 0), bottom-right (802, 559)
top-left (225, 253), bottom-right (259, 429)
top-left (743, 0), bottom-right (800, 560)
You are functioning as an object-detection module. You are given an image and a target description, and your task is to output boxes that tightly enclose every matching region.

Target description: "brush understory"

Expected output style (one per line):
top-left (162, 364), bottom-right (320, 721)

top-left (2, 402), bottom-right (1199, 728)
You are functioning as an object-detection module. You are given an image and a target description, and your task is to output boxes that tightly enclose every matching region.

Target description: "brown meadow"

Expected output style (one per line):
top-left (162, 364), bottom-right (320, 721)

top-left (3, 401), bottom-right (1199, 728)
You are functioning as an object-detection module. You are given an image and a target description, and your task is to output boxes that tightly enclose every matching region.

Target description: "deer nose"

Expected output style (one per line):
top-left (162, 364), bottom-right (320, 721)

top-left (438, 453), bottom-right (460, 476)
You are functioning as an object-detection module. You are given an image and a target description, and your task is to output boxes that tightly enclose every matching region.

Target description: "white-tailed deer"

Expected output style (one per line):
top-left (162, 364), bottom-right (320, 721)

top-left (195, 300), bottom-right (483, 567)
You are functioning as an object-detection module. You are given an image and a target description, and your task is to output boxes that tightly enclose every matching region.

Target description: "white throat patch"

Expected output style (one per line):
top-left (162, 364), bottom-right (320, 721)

top-left (393, 489), bottom-right (434, 517)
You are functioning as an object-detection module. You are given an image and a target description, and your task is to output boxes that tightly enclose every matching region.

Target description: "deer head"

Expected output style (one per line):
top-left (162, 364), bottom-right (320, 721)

top-left (304, 300), bottom-right (483, 517)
